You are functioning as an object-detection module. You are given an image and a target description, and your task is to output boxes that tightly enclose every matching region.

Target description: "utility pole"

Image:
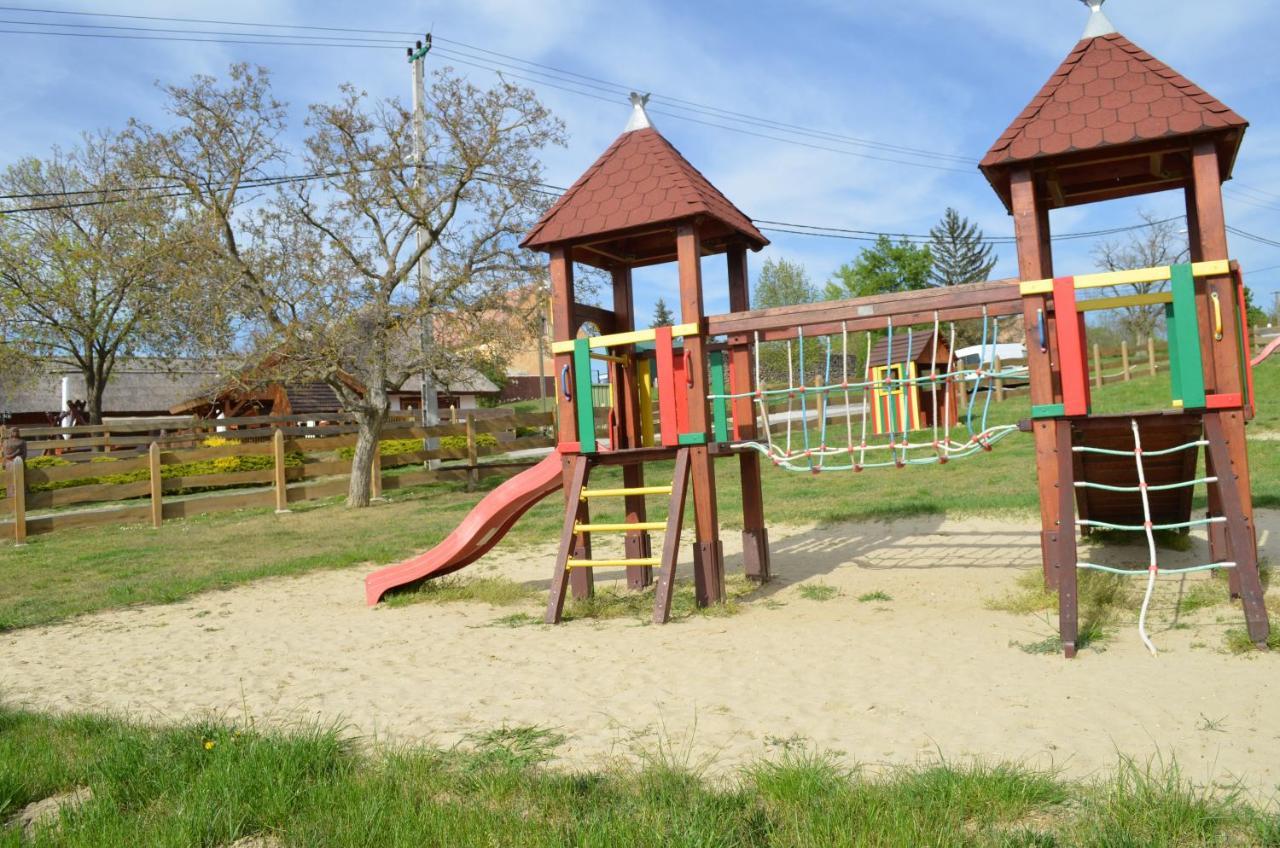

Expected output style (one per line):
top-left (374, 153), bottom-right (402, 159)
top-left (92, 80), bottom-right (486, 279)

top-left (408, 36), bottom-right (441, 457)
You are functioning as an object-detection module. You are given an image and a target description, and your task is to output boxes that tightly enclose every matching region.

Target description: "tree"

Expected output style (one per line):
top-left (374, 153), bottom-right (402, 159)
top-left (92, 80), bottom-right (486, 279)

top-left (752, 258), bottom-right (821, 386)
top-left (0, 131), bottom-right (209, 423)
top-left (825, 236), bottom-right (933, 301)
top-left (1092, 211), bottom-right (1187, 342)
top-left (753, 257), bottom-right (818, 308)
top-left (650, 297), bottom-right (674, 328)
top-left (929, 208), bottom-right (997, 287)
top-left (138, 64), bottom-right (564, 506)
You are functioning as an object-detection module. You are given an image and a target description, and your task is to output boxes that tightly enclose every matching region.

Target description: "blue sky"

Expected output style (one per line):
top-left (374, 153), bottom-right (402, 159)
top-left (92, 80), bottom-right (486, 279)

top-left (2, 0), bottom-right (1278, 326)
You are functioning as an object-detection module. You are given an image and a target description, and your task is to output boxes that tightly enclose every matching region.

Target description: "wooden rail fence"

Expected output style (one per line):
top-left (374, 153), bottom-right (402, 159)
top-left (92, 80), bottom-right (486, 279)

top-left (2, 411), bottom-right (554, 542)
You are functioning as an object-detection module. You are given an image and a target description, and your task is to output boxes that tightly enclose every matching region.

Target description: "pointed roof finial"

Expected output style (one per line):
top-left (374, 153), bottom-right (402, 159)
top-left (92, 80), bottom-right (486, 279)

top-left (1080, 0), bottom-right (1117, 38)
top-left (624, 92), bottom-right (654, 132)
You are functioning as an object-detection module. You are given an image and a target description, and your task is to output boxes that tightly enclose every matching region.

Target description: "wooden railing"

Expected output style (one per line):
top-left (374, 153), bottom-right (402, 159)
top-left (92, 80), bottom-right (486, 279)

top-left (2, 411), bottom-right (554, 542)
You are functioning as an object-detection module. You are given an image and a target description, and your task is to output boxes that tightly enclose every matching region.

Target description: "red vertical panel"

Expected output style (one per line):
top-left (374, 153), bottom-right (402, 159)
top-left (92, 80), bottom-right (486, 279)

top-left (654, 326), bottom-right (678, 447)
top-left (672, 351), bottom-right (691, 435)
top-left (1052, 276), bottom-right (1089, 416)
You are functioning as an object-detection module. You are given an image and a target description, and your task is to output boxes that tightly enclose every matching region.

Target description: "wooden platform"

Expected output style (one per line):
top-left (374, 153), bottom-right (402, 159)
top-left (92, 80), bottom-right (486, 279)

top-left (1071, 412), bottom-right (1203, 531)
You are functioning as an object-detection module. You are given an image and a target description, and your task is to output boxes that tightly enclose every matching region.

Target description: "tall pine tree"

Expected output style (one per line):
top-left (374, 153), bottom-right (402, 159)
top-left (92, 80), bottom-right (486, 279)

top-left (929, 208), bottom-right (997, 287)
top-left (649, 297), bottom-right (675, 328)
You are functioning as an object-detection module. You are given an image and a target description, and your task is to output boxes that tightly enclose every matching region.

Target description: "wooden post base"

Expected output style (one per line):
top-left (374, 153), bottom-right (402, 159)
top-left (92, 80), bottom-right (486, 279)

top-left (692, 540), bottom-right (726, 607)
top-left (741, 527), bottom-right (771, 582)
top-left (625, 532), bottom-right (653, 590)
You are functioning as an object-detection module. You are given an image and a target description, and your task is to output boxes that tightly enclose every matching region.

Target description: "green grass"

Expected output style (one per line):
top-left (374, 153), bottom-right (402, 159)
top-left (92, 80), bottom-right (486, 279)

top-left (2, 705), bottom-right (1278, 847)
top-left (1223, 623), bottom-right (1280, 654)
top-left (797, 583), bottom-right (839, 602)
top-left (858, 590), bottom-right (893, 603)
top-left (563, 574), bottom-right (760, 623)
top-left (2, 363), bottom-right (1277, 633)
top-left (383, 575), bottom-right (539, 608)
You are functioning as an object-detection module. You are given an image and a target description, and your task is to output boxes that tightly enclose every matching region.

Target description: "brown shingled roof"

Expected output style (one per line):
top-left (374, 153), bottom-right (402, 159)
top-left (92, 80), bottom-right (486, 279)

top-left (521, 126), bottom-right (767, 261)
top-left (981, 32), bottom-right (1246, 210)
top-left (983, 32), bottom-right (1245, 168)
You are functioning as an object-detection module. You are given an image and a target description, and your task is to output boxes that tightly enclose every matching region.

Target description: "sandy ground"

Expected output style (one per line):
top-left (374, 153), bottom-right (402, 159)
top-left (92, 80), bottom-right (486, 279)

top-left (1, 511), bottom-right (1278, 796)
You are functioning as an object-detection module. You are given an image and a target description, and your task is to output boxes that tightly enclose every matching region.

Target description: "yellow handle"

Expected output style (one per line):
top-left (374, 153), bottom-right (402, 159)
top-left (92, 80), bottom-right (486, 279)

top-left (1211, 291), bottom-right (1223, 341)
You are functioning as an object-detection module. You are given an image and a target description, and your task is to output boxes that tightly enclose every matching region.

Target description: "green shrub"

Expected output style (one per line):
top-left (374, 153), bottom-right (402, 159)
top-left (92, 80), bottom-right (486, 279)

top-left (26, 455), bottom-right (72, 469)
top-left (12, 450), bottom-right (304, 497)
top-left (337, 437), bottom-right (429, 460)
top-left (439, 433), bottom-right (498, 452)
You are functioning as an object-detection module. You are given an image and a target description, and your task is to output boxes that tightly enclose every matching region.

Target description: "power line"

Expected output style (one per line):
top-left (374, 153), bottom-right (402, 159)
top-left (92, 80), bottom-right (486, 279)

top-left (1227, 225), bottom-right (1280, 250)
top-left (0, 26), bottom-right (397, 49)
top-left (0, 7), bottom-right (980, 173)
top-left (0, 5), bottom-right (421, 37)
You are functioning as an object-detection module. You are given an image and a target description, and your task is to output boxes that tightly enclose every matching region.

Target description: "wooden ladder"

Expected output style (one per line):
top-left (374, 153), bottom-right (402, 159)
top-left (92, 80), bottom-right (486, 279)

top-left (545, 449), bottom-right (692, 624)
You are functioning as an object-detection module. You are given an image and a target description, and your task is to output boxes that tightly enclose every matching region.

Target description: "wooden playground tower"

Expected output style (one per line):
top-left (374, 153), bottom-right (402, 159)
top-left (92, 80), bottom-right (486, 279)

top-left (504, 5), bottom-right (1269, 654)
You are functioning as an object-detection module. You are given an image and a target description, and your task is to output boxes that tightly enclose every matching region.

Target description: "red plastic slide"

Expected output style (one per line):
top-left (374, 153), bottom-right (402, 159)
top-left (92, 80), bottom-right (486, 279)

top-left (1253, 336), bottom-right (1280, 368)
top-left (364, 450), bottom-right (564, 605)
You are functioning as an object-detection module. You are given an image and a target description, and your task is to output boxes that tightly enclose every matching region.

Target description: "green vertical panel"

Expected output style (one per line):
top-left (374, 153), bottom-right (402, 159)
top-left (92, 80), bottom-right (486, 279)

top-left (573, 338), bottom-right (596, 453)
top-left (1170, 264), bottom-right (1206, 409)
top-left (709, 351), bottom-right (729, 443)
top-left (1165, 302), bottom-right (1183, 406)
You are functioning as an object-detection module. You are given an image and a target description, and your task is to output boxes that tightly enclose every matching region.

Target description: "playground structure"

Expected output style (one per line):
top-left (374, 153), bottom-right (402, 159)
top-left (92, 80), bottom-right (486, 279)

top-left (366, 7), bottom-right (1270, 656)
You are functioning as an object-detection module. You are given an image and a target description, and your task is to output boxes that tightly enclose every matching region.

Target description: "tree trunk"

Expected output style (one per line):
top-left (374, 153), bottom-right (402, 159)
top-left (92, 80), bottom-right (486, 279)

top-left (347, 392), bottom-right (389, 508)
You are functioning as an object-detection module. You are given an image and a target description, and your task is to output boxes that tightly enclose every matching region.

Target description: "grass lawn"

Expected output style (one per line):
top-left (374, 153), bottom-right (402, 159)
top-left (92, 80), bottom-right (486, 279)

top-left (1, 362), bottom-right (1276, 632)
top-left (2, 706), bottom-right (1278, 847)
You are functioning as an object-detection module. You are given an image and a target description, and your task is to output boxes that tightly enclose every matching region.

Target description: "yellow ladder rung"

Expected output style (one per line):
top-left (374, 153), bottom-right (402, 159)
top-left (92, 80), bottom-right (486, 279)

top-left (574, 522), bottom-right (666, 533)
top-left (566, 557), bottom-right (661, 569)
top-left (580, 486), bottom-right (672, 499)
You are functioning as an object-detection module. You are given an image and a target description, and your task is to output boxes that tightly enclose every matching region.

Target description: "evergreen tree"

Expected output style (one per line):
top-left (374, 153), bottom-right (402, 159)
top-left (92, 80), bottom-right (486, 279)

top-left (929, 208), bottom-right (998, 287)
top-left (825, 235), bottom-right (933, 300)
top-left (649, 297), bottom-right (675, 328)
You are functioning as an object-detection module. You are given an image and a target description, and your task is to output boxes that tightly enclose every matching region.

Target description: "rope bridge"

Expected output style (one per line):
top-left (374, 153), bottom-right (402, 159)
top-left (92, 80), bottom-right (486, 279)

top-left (709, 311), bottom-right (1024, 473)
top-left (1074, 418), bottom-right (1235, 656)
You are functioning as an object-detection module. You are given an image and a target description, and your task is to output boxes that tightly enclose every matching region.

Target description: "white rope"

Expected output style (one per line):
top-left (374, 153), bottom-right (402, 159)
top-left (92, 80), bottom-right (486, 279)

top-left (1130, 418), bottom-right (1160, 657)
top-left (929, 312), bottom-right (941, 461)
top-left (842, 322), bottom-right (853, 454)
top-left (858, 331), bottom-right (871, 470)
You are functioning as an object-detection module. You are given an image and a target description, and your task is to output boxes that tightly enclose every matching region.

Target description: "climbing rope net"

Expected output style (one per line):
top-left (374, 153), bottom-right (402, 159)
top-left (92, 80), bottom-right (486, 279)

top-left (1074, 418), bottom-right (1236, 656)
top-left (709, 311), bottom-right (1024, 473)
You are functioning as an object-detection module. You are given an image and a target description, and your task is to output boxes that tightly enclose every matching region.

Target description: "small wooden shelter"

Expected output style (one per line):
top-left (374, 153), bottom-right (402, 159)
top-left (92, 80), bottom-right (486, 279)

top-left (866, 331), bottom-right (958, 435)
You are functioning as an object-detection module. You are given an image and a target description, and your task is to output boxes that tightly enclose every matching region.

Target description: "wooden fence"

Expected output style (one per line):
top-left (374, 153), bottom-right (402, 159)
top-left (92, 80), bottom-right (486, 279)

top-left (2, 410), bottom-right (554, 543)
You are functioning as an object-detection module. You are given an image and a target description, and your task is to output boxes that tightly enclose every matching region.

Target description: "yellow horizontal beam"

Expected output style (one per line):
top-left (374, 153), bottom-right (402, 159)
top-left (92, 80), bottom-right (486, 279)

top-left (1076, 291), bottom-right (1174, 313)
top-left (574, 522), bottom-right (667, 533)
top-left (590, 352), bottom-right (629, 365)
top-left (1019, 260), bottom-right (1231, 296)
top-left (551, 322), bottom-right (698, 354)
top-left (580, 486), bottom-right (672, 499)
top-left (566, 557), bottom-right (661, 569)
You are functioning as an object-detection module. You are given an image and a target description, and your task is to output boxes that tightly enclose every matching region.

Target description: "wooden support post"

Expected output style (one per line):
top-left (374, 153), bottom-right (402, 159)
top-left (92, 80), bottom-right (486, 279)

top-left (371, 439), bottom-right (384, 500)
top-left (1011, 168), bottom-right (1062, 590)
top-left (612, 266), bottom-right (653, 590)
top-left (1054, 423), bottom-right (1079, 658)
top-left (548, 247), bottom-right (593, 601)
top-left (1189, 143), bottom-right (1257, 566)
top-left (9, 457), bottom-right (25, 545)
top-left (727, 245), bottom-right (771, 582)
top-left (148, 442), bottom-right (163, 528)
top-left (546, 455), bottom-right (591, 624)
top-left (677, 221), bottom-right (724, 606)
top-left (1203, 412), bottom-right (1270, 647)
top-left (273, 429), bottom-right (290, 513)
top-left (653, 449), bottom-right (692, 623)
top-left (1147, 337), bottom-right (1157, 377)
top-left (1120, 340), bottom-right (1130, 381)
top-left (1093, 343), bottom-right (1103, 389)
top-left (464, 413), bottom-right (478, 492)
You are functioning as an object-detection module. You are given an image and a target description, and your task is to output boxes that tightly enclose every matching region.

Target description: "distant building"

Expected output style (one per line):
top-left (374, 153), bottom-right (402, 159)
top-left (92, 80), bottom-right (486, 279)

top-left (0, 359), bottom-right (219, 427)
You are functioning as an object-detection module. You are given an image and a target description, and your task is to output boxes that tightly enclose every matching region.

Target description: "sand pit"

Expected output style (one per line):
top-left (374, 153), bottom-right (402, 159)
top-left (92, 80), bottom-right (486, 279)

top-left (1, 511), bottom-right (1277, 794)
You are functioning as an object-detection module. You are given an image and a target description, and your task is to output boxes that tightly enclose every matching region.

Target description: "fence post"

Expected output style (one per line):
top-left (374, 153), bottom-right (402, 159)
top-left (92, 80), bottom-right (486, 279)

top-left (1121, 340), bottom-right (1131, 381)
top-left (148, 442), bottom-right (163, 529)
top-left (9, 457), bottom-right (25, 545)
top-left (1147, 337), bottom-right (1157, 377)
top-left (273, 429), bottom-right (290, 514)
top-left (465, 412), bottom-right (479, 492)
top-left (371, 440), bottom-right (383, 501)
top-left (1093, 343), bottom-right (1104, 389)
top-left (994, 355), bottom-right (1005, 403)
